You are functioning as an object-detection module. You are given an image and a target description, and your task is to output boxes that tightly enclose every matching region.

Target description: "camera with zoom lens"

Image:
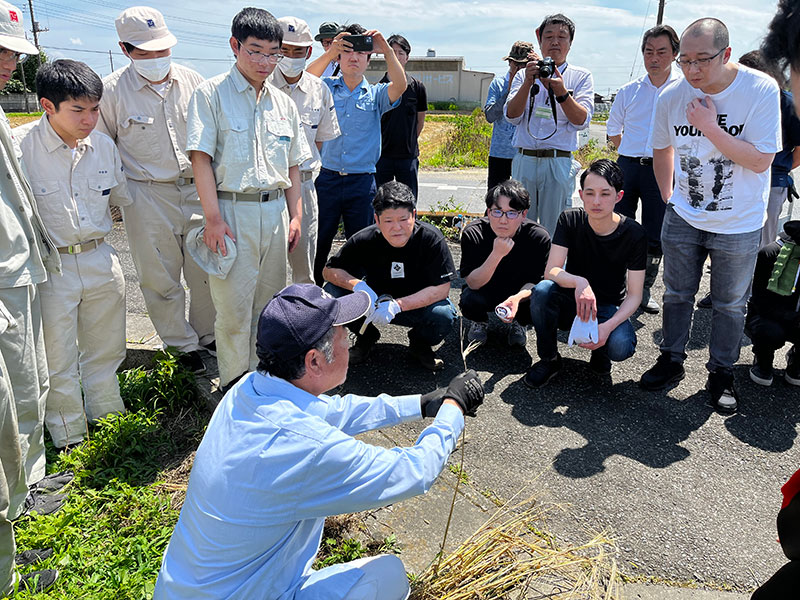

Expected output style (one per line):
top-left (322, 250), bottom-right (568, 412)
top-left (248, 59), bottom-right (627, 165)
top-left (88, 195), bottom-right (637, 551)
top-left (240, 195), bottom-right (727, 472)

top-left (537, 57), bottom-right (555, 78)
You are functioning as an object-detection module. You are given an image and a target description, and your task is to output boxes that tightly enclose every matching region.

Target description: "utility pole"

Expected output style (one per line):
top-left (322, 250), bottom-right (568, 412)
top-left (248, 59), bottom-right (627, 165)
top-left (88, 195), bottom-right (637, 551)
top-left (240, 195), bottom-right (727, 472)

top-left (657, 0), bottom-right (665, 25)
top-left (109, 50), bottom-right (114, 72)
top-left (27, 0), bottom-right (47, 66)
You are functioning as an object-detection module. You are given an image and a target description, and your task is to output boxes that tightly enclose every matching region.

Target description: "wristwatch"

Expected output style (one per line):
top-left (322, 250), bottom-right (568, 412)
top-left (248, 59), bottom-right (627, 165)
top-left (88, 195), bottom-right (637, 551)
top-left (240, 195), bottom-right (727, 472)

top-left (555, 92), bottom-right (570, 104)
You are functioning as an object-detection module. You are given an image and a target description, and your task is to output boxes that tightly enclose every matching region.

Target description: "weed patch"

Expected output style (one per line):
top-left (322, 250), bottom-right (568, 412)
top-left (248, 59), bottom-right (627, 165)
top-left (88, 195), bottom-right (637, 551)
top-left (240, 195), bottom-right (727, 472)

top-left (422, 109), bottom-right (491, 169)
top-left (575, 138), bottom-right (619, 168)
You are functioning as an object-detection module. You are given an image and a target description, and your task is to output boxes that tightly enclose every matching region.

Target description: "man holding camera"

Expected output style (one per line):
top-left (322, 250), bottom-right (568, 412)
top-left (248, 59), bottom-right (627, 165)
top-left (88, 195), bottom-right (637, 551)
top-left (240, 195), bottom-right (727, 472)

top-left (505, 14), bottom-right (594, 235)
top-left (306, 24), bottom-right (405, 285)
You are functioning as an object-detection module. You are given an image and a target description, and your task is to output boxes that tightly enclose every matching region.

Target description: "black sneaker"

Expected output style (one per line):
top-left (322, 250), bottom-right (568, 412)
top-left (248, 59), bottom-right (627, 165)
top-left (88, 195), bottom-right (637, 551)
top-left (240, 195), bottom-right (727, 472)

top-left (178, 350), bottom-right (206, 374)
top-left (786, 346), bottom-right (800, 386)
top-left (15, 548), bottom-right (53, 567)
top-left (202, 340), bottom-right (217, 357)
top-left (749, 355), bottom-right (774, 386)
top-left (706, 370), bottom-right (738, 413)
top-left (408, 340), bottom-right (444, 371)
top-left (696, 292), bottom-right (712, 309)
top-left (18, 569), bottom-right (59, 593)
top-left (21, 492), bottom-right (66, 518)
top-left (524, 354), bottom-right (562, 388)
top-left (31, 471), bottom-right (73, 493)
top-left (588, 351), bottom-right (612, 374)
top-left (639, 353), bottom-right (685, 390)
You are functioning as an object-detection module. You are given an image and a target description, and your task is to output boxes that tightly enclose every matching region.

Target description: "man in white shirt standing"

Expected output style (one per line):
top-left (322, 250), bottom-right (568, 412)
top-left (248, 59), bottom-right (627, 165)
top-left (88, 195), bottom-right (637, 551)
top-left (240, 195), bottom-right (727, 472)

top-left (639, 18), bottom-right (781, 413)
top-left (504, 13), bottom-right (593, 235)
top-left (607, 25), bottom-right (680, 314)
top-left (270, 16), bottom-right (340, 284)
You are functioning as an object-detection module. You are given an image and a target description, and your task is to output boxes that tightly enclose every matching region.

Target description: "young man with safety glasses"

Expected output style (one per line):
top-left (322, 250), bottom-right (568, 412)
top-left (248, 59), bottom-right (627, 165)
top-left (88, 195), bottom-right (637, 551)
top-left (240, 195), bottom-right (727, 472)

top-left (186, 7), bottom-right (311, 392)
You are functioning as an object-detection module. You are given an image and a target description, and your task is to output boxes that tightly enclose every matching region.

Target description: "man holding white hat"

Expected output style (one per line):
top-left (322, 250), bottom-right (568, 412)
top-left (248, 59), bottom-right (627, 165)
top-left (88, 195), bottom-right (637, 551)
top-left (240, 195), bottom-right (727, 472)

top-left (269, 16), bottom-right (340, 284)
top-left (0, 2), bottom-right (61, 593)
top-left (97, 6), bottom-right (215, 374)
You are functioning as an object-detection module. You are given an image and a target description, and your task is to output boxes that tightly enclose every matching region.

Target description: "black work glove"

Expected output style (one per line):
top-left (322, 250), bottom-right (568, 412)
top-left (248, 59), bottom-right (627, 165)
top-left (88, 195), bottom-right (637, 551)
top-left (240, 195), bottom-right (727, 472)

top-left (445, 369), bottom-right (484, 417)
top-left (420, 387), bottom-right (446, 417)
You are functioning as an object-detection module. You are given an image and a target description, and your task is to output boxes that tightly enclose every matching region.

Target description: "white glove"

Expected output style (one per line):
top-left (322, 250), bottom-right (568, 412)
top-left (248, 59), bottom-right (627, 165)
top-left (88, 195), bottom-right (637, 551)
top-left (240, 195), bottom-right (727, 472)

top-left (353, 280), bottom-right (378, 307)
top-left (567, 315), bottom-right (598, 346)
top-left (366, 298), bottom-right (401, 327)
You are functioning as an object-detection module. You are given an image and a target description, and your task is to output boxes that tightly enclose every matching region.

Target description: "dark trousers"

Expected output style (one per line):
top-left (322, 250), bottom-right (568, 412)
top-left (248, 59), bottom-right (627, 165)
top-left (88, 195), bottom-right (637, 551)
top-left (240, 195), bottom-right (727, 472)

top-left (529, 280), bottom-right (637, 362)
top-left (487, 156), bottom-right (513, 191)
top-left (616, 155), bottom-right (665, 251)
top-left (314, 169), bottom-right (376, 285)
top-left (745, 311), bottom-right (800, 363)
top-left (460, 285), bottom-right (531, 325)
top-left (751, 561), bottom-right (800, 599)
top-left (323, 283), bottom-right (457, 346)
top-left (375, 157), bottom-right (419, 198)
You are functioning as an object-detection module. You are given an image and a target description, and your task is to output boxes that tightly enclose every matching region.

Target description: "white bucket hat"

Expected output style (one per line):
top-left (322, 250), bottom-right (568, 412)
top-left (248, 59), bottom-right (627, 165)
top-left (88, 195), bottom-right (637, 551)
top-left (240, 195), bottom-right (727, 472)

top-left (115, 6), bottom-right (177, 51)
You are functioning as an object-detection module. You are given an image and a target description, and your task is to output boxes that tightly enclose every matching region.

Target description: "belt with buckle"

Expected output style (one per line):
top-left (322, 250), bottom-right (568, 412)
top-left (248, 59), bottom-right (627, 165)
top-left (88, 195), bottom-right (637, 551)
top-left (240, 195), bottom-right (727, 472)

top-left (300, 170), bottom-right (314, 182)
top-left (217, 189), bottom-right (284, 202)
top-left (321, 167), bottom-right (370, 177)
top-left (57, 237), bottom-right (104, 255)
top-left (519, 149), bottom-right (572, 159)
top-left (176, 177), bottom-right (195, 186)
top-left (620, 155), bottom-right (653, 166)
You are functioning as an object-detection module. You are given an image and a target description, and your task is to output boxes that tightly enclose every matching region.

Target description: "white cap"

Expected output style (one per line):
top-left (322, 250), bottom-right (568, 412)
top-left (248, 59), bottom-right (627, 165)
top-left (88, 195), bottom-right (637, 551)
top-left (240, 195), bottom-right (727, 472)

top-left (115, 6), bottom-right (177, 52)
top-left (278, 16), bottom-right (313, 47)
top-left (0, 1), bottom-right (37, 55)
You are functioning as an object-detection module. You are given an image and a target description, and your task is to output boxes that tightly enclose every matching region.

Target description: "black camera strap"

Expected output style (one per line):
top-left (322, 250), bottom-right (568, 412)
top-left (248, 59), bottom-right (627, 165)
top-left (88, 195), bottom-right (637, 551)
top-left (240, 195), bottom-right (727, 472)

top-left (525, 64), bottom-right (567, 141)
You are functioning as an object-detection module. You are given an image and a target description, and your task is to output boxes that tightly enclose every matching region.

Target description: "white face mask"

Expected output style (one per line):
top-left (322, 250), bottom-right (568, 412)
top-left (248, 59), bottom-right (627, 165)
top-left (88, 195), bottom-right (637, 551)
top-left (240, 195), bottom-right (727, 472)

top-left (279, 56), bottom-right (307, 78)
top-left (132, 55), bottom-right (171, 82)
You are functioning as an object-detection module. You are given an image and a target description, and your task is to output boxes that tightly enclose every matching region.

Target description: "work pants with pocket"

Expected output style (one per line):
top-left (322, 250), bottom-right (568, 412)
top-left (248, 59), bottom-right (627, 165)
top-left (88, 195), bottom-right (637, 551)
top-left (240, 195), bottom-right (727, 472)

top-left (289, 172), bottom-right (319, 285)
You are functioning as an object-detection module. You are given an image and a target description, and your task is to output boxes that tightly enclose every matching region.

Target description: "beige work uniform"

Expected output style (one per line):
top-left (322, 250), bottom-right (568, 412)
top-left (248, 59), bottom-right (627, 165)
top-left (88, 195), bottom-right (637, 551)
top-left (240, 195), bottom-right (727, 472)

top-left (16, 117), bottom-right (130, 448)
top-left (0, 300), bottom-right (30, 596)
top-left (97, 63), bottom-right (214, 352)
top-left (269, 69), bottom-right (340, 284)
top-left (187, 66), bottom-right (311, 386)
top-left (1, 108), bottom-right (59, 487)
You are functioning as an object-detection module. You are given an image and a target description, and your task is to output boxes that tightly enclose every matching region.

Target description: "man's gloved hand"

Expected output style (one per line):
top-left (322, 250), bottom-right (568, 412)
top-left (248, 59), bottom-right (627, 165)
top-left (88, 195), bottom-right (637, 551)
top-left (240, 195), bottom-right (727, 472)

top-left (367, 297), bottom-right (401, 327)
top-left (445, 369), bottom-right (484, 416)
top-left (420, 388), bottom-right (446, 417)
top-left (353, 280), bottom-right (378, 306)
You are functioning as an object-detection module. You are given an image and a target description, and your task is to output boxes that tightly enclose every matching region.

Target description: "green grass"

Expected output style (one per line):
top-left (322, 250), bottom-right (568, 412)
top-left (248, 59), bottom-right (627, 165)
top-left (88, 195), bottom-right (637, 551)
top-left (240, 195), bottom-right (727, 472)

top-left (422, 108), bottom-right (491, 169)
top-left (591, 110), bottom-right (609, 124)
top-left (6, 111), bottom-right (42, 118)
top-left (575, 138), bottom-right (619, 168)
top-left (12, 349), bottom-right (208, 599)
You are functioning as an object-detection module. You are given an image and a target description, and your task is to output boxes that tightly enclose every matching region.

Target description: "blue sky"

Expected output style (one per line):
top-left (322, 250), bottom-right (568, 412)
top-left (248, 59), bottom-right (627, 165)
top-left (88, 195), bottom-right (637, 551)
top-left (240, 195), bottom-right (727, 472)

top-left (32, 0), bottom-right (778, 94)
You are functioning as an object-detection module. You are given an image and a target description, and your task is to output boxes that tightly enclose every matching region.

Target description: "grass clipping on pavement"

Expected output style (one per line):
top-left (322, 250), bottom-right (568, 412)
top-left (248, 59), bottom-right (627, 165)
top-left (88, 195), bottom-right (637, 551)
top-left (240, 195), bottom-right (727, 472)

top-left (410, 498), bottom-right (620, 600)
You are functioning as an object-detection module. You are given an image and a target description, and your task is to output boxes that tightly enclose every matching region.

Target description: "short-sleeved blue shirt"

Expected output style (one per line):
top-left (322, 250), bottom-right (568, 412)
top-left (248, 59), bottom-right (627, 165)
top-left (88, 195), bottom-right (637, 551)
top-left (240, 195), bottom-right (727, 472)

top-left (321, 76), bottom-right (399, 174)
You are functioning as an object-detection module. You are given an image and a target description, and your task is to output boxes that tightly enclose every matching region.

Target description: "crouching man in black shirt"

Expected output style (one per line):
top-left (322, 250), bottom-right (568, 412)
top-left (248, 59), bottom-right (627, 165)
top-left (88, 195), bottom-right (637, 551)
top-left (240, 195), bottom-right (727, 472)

top-left (460, 180), bottom-right (551, 348)
top-left (323, 181), bottom-right (457, 370)
top-left (525, 159), bottom-right (647, 387)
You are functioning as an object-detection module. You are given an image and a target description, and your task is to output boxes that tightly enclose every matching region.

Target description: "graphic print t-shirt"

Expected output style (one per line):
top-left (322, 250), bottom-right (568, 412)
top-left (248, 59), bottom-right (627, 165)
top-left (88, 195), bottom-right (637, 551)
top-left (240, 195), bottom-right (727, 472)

top-left (651, 65), bottom-right (781, 234)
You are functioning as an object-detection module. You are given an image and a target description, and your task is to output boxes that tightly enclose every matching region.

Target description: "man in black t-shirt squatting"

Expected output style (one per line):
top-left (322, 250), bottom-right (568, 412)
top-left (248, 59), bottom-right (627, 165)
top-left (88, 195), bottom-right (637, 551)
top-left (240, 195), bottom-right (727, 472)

top-left (323, 181), bottom-right (457, 370)
top-left (460, 179), bottom-right (551, 348)
top-left (525, 159), bottom-right (647, 387)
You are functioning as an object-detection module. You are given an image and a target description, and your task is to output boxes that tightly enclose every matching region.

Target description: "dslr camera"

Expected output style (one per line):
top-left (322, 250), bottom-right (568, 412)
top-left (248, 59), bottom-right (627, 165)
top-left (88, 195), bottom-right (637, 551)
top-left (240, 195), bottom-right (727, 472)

top-left (537, 57), bottom-right (555, 78)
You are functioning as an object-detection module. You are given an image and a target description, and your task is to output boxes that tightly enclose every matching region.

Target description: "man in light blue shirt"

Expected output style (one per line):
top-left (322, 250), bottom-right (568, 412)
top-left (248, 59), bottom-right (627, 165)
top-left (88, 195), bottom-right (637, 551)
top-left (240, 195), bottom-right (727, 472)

top-left (154, 283), bottom-right (484, 600)
top-left (306, 23), bottom-right (405, 284)
top-left (485, 41), bottom-right (532, 190)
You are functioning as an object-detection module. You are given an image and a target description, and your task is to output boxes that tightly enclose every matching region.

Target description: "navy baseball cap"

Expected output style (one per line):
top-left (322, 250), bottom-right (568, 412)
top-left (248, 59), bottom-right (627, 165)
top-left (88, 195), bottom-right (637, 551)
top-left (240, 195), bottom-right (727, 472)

top-left (257, 284), bottom-right (371, 360)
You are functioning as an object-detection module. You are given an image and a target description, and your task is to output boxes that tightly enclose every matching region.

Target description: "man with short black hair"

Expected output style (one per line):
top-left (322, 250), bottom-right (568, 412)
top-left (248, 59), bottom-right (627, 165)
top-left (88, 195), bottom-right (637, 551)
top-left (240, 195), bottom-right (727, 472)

top-left (323, 181), bottom-right (457, 370)
top-left (640, 18), bottom-right (781, 413)
top-left (375, 33), bottom-right (427, 198)
top-left (187, 7), bottom-right (311, 391)
top-left (607, 25), bottom-right (680, 314)
top-left (98, 6), bottom-right (214, 374)
top-left (504, 13), bottom-right (594, 235)
top-left (154, 283), bottom-right (483, 599)
top-left (460, 179), bottom-right (550, 348)
top-left (485, 41), bottom-right (532, 191)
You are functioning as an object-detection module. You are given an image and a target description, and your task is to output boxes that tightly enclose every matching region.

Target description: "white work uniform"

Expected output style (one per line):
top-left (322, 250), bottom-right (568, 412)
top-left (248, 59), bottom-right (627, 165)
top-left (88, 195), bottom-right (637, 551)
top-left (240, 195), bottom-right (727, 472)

top-left (97, 63), bottom-right (215, 352)
top-left (269, 68), bottom-right (340, 284)
top-left (187, 66), bottom-right (311, 386)
top-left (1, 108), bottom-right (59, 485)
top-left (16, 117), bottom-right (130, 448)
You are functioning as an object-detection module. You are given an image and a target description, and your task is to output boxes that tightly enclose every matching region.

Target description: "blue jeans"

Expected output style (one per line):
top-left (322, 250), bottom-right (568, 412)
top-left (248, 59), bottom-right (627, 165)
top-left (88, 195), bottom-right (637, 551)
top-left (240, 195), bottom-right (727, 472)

top-left (659, 205), bottom-right (760, 372)
top-left (314, 169), bottom-right (376, 285)
top-left (323, 283), bottom-right (457, 346)
top-left (529, 279), bottom-right (637, 362)
top-left (375, 157), bottom-right (419, 198)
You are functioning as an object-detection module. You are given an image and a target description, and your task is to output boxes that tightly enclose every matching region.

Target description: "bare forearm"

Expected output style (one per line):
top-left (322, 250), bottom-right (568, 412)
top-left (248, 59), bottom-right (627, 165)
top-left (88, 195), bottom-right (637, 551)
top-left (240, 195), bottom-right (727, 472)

top-left (653, 148), bottom-right (674, 202)
top-left (506, 81), bottom-right (532, 119)
top-left (417, 112), bottom-right (426, 137)
top-left (609, 134), bottom-right (621, 149)
top-left (191, 151), bottom-right (221, 223)
top-left (306, 50), bottom-right (335, 77)
top-left (385, 48), bottom-right (407, 103)
top-left (396, 283), bottom-right (449, 312)
top-left (286, 165), bottom-right (302, 221)
top-left (547, 267), bottom-right (585, 290)
top-left (464, 254), bottom-right (503, 290)
top-left (703, 126), bottom-right (774, 173)
top-left (559, 95), bottom-right (588, 126)
top-left (323, 267), bottom-right (360, 289)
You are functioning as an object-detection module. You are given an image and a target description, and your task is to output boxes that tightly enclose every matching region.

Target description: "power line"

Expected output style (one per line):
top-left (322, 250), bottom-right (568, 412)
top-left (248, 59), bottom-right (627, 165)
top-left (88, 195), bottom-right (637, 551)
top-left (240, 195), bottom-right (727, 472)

top-left (73, 0), bottom-right (229, 30)
top-left (43, 44), bottom-right (234, 63)
top-left (630, 0), bottom-right (653, 79)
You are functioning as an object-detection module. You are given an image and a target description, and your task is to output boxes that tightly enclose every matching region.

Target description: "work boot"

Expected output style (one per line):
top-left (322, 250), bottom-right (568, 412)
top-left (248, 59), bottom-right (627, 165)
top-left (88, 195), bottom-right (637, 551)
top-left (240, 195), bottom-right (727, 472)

top-left (640, 252), bottom-right (661, 314)
top-left (639, 353), bottom-right (685, 390)
top-left (524, 354), bottom-right (562, 388)
top-left (349, 327), bottom-right (380, 366)
top-left (589, 350), bottom-right (612, 374)
top-left (706, 370), bottom-right (738, 413)
top-left (786, 346), bottom-right (800, 386)
top-left (178, 350), bottom-right (206, 374)
top-left (15, 548), bottom-right (53, 567)
top-left (467, 321), bottom-right (488, 347)
top-left (30, 471), bottom-right (73, 493)
top-left (749, 351), bottom-right (774, 386)
top-left (507, 321), bottom-right (527, 347)
top-left (21, 492), bottom-right (66, 518)
top-left (17, 569), bottom-right (59, 593)
top-left (408, 339), bottom-right (444, 371)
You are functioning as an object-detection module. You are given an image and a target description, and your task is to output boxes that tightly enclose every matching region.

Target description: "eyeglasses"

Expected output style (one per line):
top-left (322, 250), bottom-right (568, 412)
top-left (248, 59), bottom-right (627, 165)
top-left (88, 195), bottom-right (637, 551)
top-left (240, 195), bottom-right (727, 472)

top-left (0, 48), bottom-right (27, 63)
top-left (675, 47), bottom-right (725, 69)
top-left (237, 41), bottom-right (284, 64)
top-left (489, 208), bottom-right (521, 219)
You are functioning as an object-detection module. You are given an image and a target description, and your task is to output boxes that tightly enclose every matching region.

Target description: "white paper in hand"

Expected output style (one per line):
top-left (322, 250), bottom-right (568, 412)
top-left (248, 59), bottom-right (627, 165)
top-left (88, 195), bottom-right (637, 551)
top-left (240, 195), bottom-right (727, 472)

top-left (567, 315), bottom-right (599, 346)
